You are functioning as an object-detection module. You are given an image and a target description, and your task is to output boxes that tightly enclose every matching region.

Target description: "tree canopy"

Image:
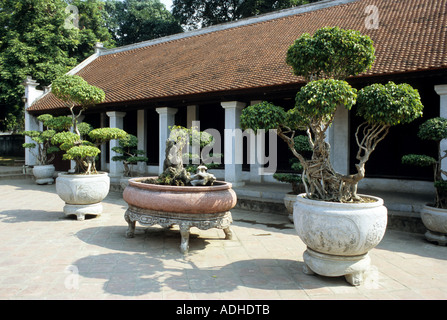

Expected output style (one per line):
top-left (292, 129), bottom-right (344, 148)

top-left (104, 0), bottom-right (182, 46)
top-left (172, 0), bottom-right (322, 30)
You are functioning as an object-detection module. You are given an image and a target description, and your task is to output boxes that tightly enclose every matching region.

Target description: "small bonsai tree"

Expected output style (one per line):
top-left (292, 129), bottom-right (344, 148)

top-left (51, 74), bottom-right (127, 174)
top-left (22, 114), bottom-right (72, 165)
top-left (111, 134), bottom-right (148, 177)
top-left (402, 117), bottom-right (447, 208)
top-left (241, 27), bottom-right (424, 202)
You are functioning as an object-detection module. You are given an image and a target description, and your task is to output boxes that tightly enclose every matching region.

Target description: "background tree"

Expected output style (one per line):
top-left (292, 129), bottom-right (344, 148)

top-left (0, 0), bottom-right (79, 131)
top-left (172, 0), bottom-right (321, 30)
top-left (0, 0), bottom-right (113, 132)
top-left (104, 0), bottom-right (183, 46)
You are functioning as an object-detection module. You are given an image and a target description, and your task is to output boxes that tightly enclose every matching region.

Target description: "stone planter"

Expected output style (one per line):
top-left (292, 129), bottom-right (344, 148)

top-left (55, 172), bottom-right (110, 221)
top-left (123, 177), bottom-right (237, 253)
top-left (284, 192), bottom-right (297, 222)
top-left (420, 204), bottom-right (447, 245)
top-left (293, 193), bottom-right (387, 286)
top-left (33, 164), bottom-right (55, 185)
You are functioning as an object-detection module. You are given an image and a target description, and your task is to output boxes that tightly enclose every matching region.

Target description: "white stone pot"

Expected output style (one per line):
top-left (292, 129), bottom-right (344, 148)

top-left (32, 164), bottom-right (55, 185)
top-left (420, 205), bottom-right (447, 245)
top-left (293, 193), bottom-right (388, 286)
top-left (283, 193), bottom-right (297, 222)
top-left (55, 172), bottom-right (110, 220)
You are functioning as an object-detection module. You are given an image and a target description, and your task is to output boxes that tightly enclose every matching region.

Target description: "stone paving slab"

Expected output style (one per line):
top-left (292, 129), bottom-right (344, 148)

top-left (0, 179), bottom-right (446, 300)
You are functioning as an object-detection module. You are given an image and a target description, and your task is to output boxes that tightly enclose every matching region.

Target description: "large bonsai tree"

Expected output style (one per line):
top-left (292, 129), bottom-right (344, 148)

top-left (241, 27), bottom-right (424, 202)
top-left (402, 117), bottom-right (447, 208)
top-left (51, 74), bottom-right (127, 174)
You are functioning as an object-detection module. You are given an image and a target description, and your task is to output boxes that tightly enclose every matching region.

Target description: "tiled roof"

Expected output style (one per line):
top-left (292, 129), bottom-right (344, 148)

top-left (29, 0), bottom-right (447, 112)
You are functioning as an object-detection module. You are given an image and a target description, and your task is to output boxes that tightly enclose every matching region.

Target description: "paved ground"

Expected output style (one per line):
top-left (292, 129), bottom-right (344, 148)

top-left (0, 178), bottom-right (446, 300)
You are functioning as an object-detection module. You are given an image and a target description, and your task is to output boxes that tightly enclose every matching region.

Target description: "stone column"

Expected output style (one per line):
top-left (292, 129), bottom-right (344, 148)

top-left (156, 107), bottom-right (178, 174)
top-left (106, 111), bottom-right (126, 177)
top-left (436, 84), bottom-right (447, 178)
top-left (221, 101), bottom-right (246, 187)
top-left (23, 76), bottom-right (43, 166)
top-left (249, 100), bottom-right (263, 183)
top-left (328, 106), bottom-right (350, 175)
top-left (100, 113), bottom-right (107, 171)
top-left (137, 109), bottom-right (148, 174)
top-left (187, 105), bottom-right (199, 129)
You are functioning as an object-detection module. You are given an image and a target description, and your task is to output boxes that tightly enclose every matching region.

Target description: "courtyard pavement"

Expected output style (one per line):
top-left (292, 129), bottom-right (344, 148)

top-left (0, 178), bottom-right (446, 301)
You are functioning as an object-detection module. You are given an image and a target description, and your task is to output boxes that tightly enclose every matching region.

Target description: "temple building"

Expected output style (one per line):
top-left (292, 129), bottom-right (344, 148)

top-left (24, 0), bottom-right (447, 193)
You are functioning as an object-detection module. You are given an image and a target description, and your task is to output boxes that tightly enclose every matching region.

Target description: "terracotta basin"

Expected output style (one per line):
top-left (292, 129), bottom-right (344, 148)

top-left (123, 177), bottom-right (237, 214)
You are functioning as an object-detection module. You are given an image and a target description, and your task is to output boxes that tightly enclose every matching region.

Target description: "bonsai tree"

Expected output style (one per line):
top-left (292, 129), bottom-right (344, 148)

top-left (50, 74), bottom-right (127, 174)
top-left (151, 125), bottom-right (219, 186)
top-left (22, 114), bottom-right (72, 165)
top-left (402, 117), bottom-right (447, 208)
top-left (111, 134), bottom-right (148, 177)
top-left (241, 27), bottom-right (424, 202)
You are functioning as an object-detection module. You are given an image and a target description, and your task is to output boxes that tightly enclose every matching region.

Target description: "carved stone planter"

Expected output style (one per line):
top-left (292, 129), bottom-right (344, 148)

top-left (33, 164), bottom-right (55, 185)
top-left (55, 172), bottom-right (110, 221)
top-left (284, 192), bottom-right (297, 222)
top-left (420, 205), bottom-right (447, 245)
top-left (123, 177), bottom-right (237, 253)
top-left (293, 194), bottom-right (387, 286)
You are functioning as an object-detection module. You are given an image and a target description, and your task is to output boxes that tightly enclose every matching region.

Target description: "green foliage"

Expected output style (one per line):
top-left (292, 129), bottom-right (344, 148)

top-left (0, 0), bottom-right (113, 132)
top-left (417, 117), bottom-right (447, 141)
top-left (21, 113), bottom-right (74, 164)
top-left (402, 117), bottom-right (447, 208)
top-left (89, 127), bottom-right (127, 143)
top-left (286, 26), bottom-right (375, 81)
top-left (62, 145), bottom-right (100, 160)
top-left (294, 79), bottom-right (357, 123)
top-left (173, 0), bottom-right (316, 30)
top-left (52, 74), bottom-right (105, 107)
top-left (356, 81), bottom-right (424, 126)
top-left (240, 101), bottom-right (286, 133)
top-left (51, 131), bottom-right (80, 151)
top-left (401, 154), bottom-right (437, 167)
top-left (104, 0), bottom-right (182, 46)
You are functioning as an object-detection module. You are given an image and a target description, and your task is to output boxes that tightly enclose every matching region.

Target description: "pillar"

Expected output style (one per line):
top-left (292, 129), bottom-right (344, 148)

top-left (187, 105), bottom-right (199, 129)
top-left (249, 100), bottom-right (263, 183)
top-left (137, 109), bottom-right (148, 174)
top-left (435, 84), bottom-right (447, 178)
top-left (23, 76), bottom-right (43, 166)
top-left (221, 101), bottom-right (246, 187)
top-left (328, 106), bottom-right (350, 175)
top-left (106, 111), bottom-right (126, 177)
top-left (156, 107), bottom-right (178, 174)
top-left (100, 113), bottom-right (107, 171)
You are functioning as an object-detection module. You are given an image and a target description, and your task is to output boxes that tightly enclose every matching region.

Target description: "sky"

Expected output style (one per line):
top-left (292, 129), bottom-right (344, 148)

top-left (160, 0), bottom-right (174, 11)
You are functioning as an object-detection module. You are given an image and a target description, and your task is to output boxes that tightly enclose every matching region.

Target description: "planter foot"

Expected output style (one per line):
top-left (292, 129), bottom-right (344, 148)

top-left (180, 225), bottom-right (190, 254)
top-left (36, 178), bottom-right (54, 185)
top-left (64, 203), bottom-right (102, 221)
top-left (345, 272), bottom-right (365, 286)
top-left (302, 263), bottom-right (315, 275)
top-left (125, 211), bottom-right (136, 238)
top-left (303, 248), bottom-right (371, 286)
top-left (223, 227), bottom-right (233, 240)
